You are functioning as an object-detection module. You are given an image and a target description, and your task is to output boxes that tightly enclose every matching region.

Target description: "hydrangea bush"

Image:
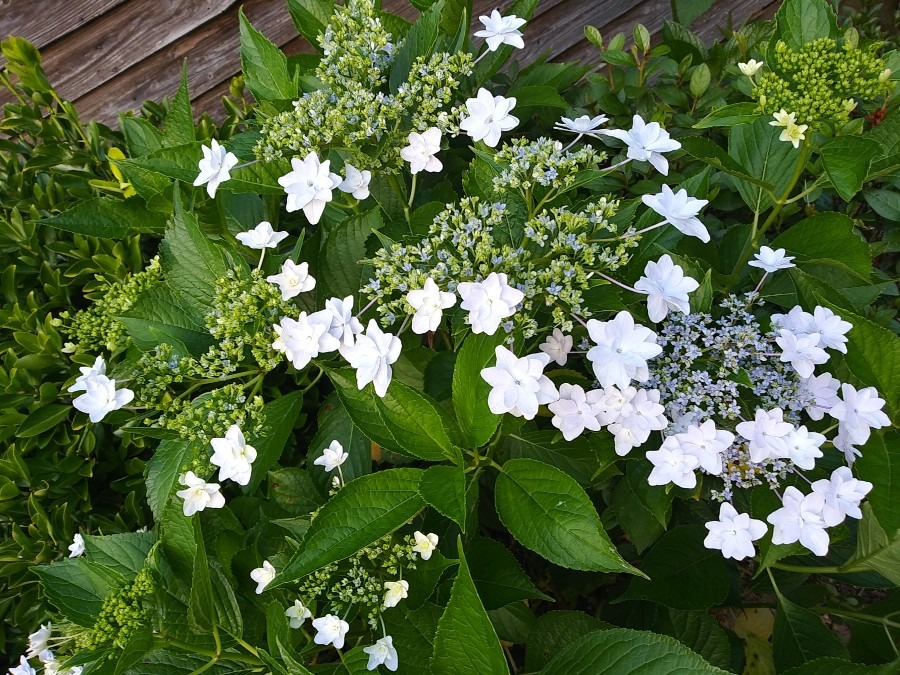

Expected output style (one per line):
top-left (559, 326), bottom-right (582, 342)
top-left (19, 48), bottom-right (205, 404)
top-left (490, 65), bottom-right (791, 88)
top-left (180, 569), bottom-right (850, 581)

top-left (5, 0), bottom-right (900, 672)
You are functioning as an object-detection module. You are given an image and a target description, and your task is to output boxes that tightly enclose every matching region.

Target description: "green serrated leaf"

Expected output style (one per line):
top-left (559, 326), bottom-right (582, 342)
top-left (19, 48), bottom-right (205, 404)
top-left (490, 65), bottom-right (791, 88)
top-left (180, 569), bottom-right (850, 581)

top-left (773, 594), bottom-right (847, 671)
top-left (495, 458), bottom-right (640, 575)
top-left (774, 0), bottom-right (838, 51)
top-left (238, 8), bottom-right (297, 102)
top-left (467, 537), bottom-right (551, 610)
top-left (453, 332), bottom-right (505, 448)
top-left (273, 468), bottom-right (425, 587)
top-left (419, 464), bottom-right (466, 531)
top-left (429, 538), bottom-right (508, 674)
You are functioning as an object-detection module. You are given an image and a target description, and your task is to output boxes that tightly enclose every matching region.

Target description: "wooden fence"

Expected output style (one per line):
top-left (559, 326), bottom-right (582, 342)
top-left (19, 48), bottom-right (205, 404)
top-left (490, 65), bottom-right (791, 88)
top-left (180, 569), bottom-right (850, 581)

top-left (0, 0), bottom-right (776, 125)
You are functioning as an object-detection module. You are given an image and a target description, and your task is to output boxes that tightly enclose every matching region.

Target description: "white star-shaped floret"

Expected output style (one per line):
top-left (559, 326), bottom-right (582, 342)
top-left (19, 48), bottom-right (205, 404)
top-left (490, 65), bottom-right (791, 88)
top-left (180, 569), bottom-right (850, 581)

top-left (459, 88), bottom-right (519, 148)
top-left (633, 254), bottom-right (699, 322)
top-left (412, 531), bottom-right (439, 560)
top-left (266, 260), bottom-right (316, 300)
top-left (209, 425), bottom-right (257, 486)
top-left (829, 383), bottom-right (890, 446)
top-left (646, 436), bottom-right (700, 488)
top-left (641, 185), bottom-right (710, 242)
top-left (704, 502), bottom-right (767, 560)
top-left (250, 560), bottom-right (276, 594)
top-left (277, 152), bottom-right (342, 224)
top-left (548, 383), bottom-right (604, 441)
top-left (601, 114), bottom-right (681, 175)
top-left (176, 471), bottom-right (226, 517)
top-left (738, 59), bottom-right (764, 76)
top-left (474, 10), bottom-right (526, 51)
top-left (337, 163), bottom-right (372, 200)
top-left (285, 599), bottom-right (312, 628)
top-left (236, 221), bottom-right (289, 250)
top-left (382, 580), bottom-right (409, 609)
top-left (811, 306), bottom-right (851, 353)
top-left (784, 426), bottom-right (825, 470)
top-left (314, 440), bottom-right (348, 473)
top-left (406, 277), bottom-right (456, 334)
top-left (72, 374), bottom-right (134, 423)
top-left (457, 272), bottom-right (524, 335)
top-left (312, 614), bottom-right (350, 648)
top-left (749, 246), bottom-right (795, 273)
top-left (272, 311), bottom-right (340, 370)
top-left (554, 114), bottom-right (609, 136)
top-left (343, 319), bottom-right (402, 397)
top-left (194, 139), bottom-right (238, 198)
top-left (67, 355), bottom-right (106, 392)
top-left (481, 346), bottom-right (559, 420)
top-left (810, 466), bottom-right (873, 526)
top-left (585, 311), bottom-right (662, 390)
top-left (775, 329), bottom-right (829, 378)
top-left (539, 328), bottom-right (573, 366)
top-left (363, 636), bottom-right (399, 672)
top-left (767, 487), bottom-right (830, 556)
top-left (675, 419), bottom-right (734, 475)
top-left (68, 533), bottom-right (85, 558)
top-left (400, 128), bottom-right (443, 174)
top-left (735, 408), bottom-right (793, 463)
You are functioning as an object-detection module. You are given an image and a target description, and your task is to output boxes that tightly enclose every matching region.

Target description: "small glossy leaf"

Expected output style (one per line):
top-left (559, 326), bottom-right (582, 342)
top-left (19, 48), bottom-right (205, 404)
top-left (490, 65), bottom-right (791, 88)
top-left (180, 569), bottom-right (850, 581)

top-left (419, 464), bottom-right (466, 530)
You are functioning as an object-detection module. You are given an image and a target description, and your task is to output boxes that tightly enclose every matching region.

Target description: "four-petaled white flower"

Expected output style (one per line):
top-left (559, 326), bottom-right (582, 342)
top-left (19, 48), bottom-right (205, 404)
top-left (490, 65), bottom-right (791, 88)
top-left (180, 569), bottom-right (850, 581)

top-left (314, 440), bottom-right (349, 473)
top-left (459, 88), bottom-right (519, 148)
top-left (266, 260), bottom-right (316, 300)
top-left (475, 10), bottom-right (526, 51)
top-left (767, 486), bottom-right (830, 556)
top-left (811, 466), bottom-right (873, 526)
top-left (194, 139), bottom-right (238, 198)
top-left (272, 311), bottom-right (339, 370)
top-left (481, 346), bottom-right (559, 419)
top-left (646, 436), bottom-right (700, 488)
top-left (312, 614), bottom-right (350, 649)
top-left (675, 420), bottom-right (734, 475)
top-left (250, 560), bottom-right (276, 594)
top-left (278, 152), bottom-right (342, 224)
top-left (344, 320), bottom-right (402, 397)
top-left (775, 329), bottom-right (829, 378)
top-left (554, 114), bottom-right (609, 136)
top-left (704, 502), bottom-right (767, 561)
top-left (67, 355), bottom-right (106, 392)
top-left (68, 533), bottom-right (85, 558)
top-left (738, 59), bottom-right (764, 77)
top-left (457, 272), bottom-right (524, 335)
top-left (323, 296), bottom-right (364, 354)
top-left (601, 114), bottom-right (681, 175)
top-left (539, 328), bottom-right (573, 366)
top-left (735, 408), bottom-right (793, 463)
top-left (338, 163), bottom-right (372, 200)
top-left (784, 426), bottom-right (826, 470)
top-left (586, 311), bottom-right (662, 390)
top-left (9, 656), bottom-right (35, 675)
top-left (285, 599), bottom-right (313, 628)
top-left (382, 580), bottom-right (409, 609)
top-left (236, 221), bottom-right (289, 250)
top-left (176, 471), bottom-right (226, 517)
top-left (210, 425), bottom-right (257, 486)
top-left (634, 254), bottom-right (699, 322)
top-left (406, 277), bottom-right (456, 334)
top-left (549, 383), bottom-right (604, 441)
top-left (73, 374), bottom-right (134, 423)
top-left (27, 623), bottom-right (51, 658)
top-left (641, 185), bottom-right (710, 242)
top-left (363, 636), bottom-right (399, 672)
top-left (749, 246), bottom-right (795, 273)
top-left (829, 383), bottom-right (890, 447)
top-left (400, 128), bottom-right (443, 174)
top-left (412, 531), bottom-right (439, 560)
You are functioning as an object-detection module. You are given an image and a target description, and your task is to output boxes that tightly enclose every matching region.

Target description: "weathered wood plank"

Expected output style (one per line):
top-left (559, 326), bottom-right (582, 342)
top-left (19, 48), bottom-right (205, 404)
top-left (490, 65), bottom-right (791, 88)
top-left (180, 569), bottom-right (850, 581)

top-left (37, 0), bottom-right (237, 103)
top-left (518, 0), bottom-right (643, 64)
top-left (0, 0), bottom-right (128, 50)
top-left (73, 0), bottom-right (297, 123)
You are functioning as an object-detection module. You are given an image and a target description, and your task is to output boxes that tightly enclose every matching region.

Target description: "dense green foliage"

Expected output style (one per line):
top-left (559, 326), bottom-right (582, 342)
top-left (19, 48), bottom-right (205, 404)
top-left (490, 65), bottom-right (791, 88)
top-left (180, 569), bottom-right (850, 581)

top-left (2, 0), bottom-right (899, 673)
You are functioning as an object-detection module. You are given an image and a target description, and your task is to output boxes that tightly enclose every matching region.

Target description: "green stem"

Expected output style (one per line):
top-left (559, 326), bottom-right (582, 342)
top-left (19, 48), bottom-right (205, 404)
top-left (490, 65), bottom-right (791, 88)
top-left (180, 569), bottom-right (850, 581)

top-left (771, 562), bottom-right (843, 575)
top-left (161, 637), bottom-right (262, 665)
top-left (388, 174), bottom-right (412, 227)
top-left (725, 141), bottom-right (813, 291)
top-left (408, 172), bottom-right (418, 210)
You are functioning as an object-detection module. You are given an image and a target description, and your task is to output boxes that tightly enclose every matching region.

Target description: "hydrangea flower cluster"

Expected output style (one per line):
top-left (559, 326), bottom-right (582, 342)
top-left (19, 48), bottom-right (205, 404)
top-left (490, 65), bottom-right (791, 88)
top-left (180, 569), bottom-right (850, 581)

top-left (254, 0), bottom-right (472, 172)
top-left (752, 37), bottom-right (891, 128)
